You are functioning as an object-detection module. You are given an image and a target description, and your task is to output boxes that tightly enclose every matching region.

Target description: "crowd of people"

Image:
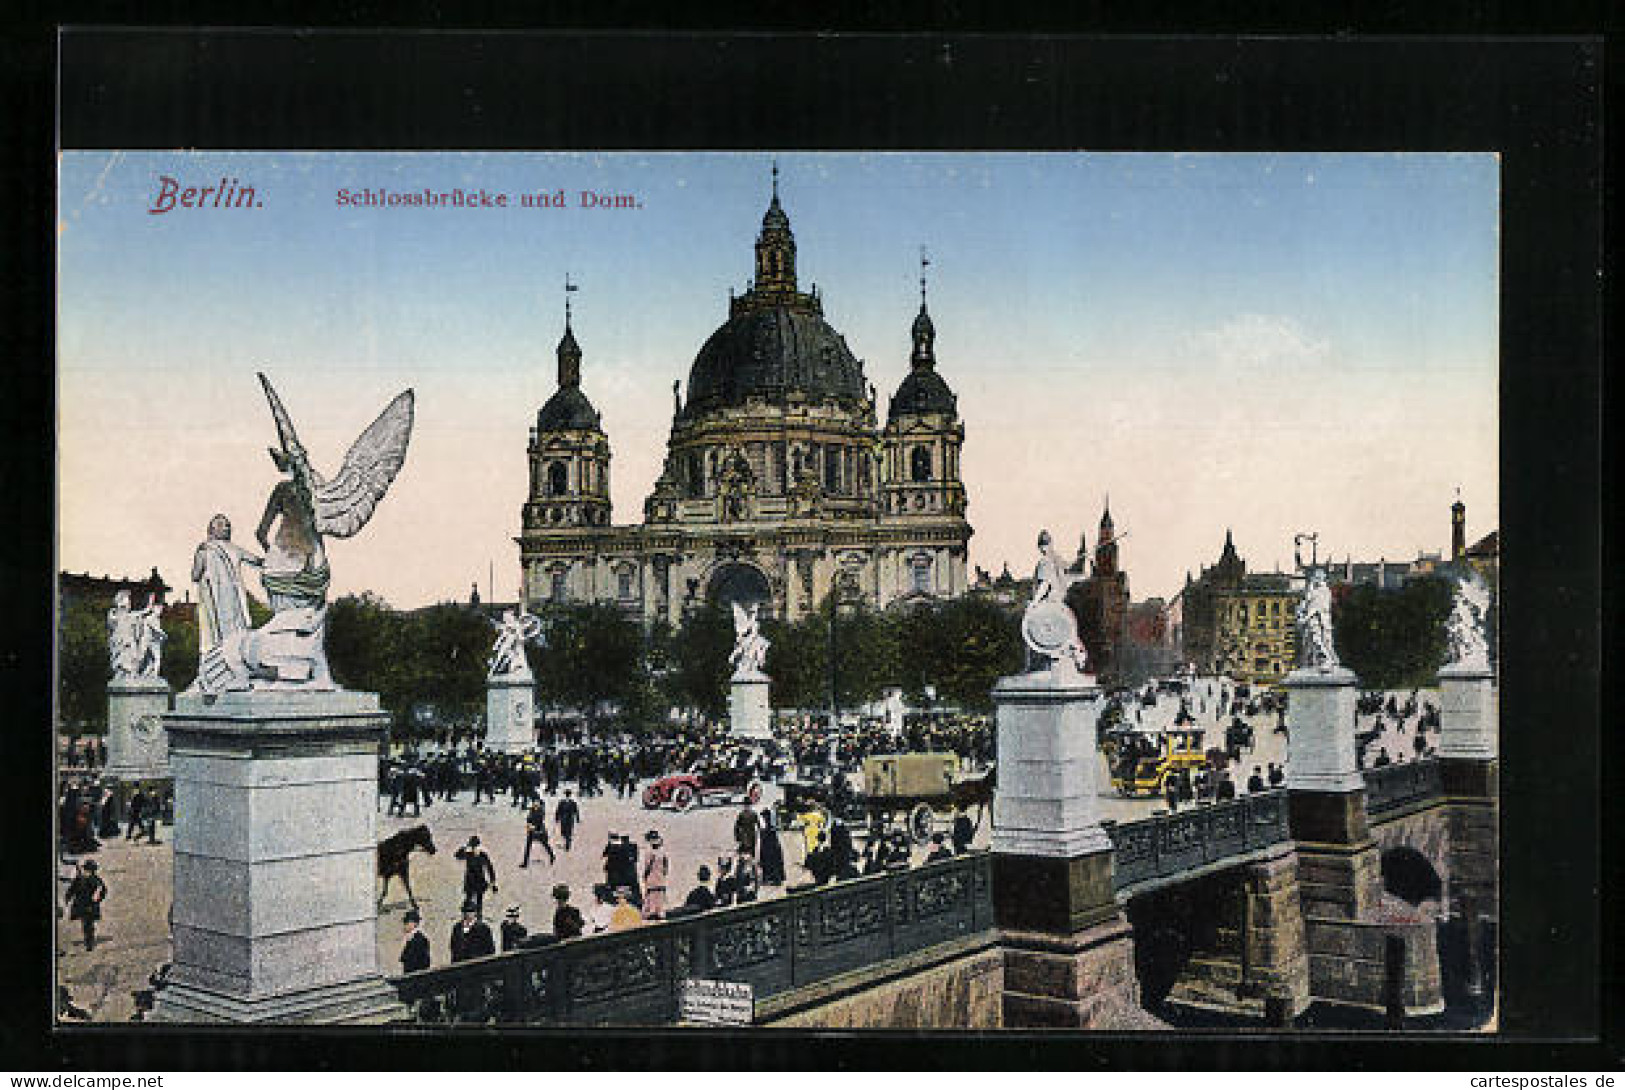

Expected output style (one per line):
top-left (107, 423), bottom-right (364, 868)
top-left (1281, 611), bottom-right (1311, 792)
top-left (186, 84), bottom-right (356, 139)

top-left (1355, 690), bottom-right (1441, 769)
top-left (57, 779), bottom-right (166, 856)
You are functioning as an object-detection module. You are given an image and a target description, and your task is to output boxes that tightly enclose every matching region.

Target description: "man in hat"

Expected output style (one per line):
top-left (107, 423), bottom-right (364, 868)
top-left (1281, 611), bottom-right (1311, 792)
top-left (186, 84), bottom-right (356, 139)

top-left (641, 830), bottom-right (670, 920)
top-left (449, 899), bottom-right (496, 963)
top-left (455, 835), bottom-right (498, 916)
top-left (555, 788), bottom-right (580, 851)
top-left (500, 905), bottom-right (528, 952)
top-left (551, 884), bottom-right (585, 940)
top-left (602, 832), bottom-right (640, 906)
top-left (64, 859), bottom-right (107, 951)
top-left (399, 909), bottom-right (430, 973)
top-left (520, 798), bottom-right (555, 868)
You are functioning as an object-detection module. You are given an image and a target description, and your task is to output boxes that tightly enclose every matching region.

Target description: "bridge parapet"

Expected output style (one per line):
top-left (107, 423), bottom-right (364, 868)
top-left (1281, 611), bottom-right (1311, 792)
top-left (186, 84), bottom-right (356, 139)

top-left (390, 851), bottom-right (994, 1026)
top-left (1362, 759), bottom-right (1443, 819)
top-left (1106, 789), bottom-right (1291, 893)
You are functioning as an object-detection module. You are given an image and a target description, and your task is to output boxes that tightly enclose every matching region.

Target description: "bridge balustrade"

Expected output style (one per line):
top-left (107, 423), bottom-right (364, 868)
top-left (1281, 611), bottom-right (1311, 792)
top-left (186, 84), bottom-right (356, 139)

top-left (1362, 758), bottom-right (1442, 817)
top-left (390, 850), bottom-right (993, 1025)
top-left (1106, 789), bottom-right (1291, 892)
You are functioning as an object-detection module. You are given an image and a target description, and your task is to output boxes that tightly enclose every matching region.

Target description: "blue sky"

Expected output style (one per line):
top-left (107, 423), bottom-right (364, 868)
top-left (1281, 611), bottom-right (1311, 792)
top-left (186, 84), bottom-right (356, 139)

top-left (58, 151), bottom-right (1499, 607)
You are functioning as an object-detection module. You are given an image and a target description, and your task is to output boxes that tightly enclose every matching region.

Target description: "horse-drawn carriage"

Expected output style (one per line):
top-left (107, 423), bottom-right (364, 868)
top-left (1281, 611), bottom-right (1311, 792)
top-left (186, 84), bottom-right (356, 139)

top-left (780, 753), bottom-right (995, 845)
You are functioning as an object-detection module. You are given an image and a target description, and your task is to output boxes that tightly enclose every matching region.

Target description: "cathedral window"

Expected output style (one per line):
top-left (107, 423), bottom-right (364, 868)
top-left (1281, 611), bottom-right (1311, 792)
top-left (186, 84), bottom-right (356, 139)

top-left (824, 447), bottom-right (840, 492)
top-left (550, 569), bottom-right (568, 603)
top-left (547, 461), bottom-right (568, 497)
top-left (910, 446), bottom-right (932, 482)
top-left (910, 555), bottom-right (933, 595)
top-left (617, 568), bottom-right (635, 599)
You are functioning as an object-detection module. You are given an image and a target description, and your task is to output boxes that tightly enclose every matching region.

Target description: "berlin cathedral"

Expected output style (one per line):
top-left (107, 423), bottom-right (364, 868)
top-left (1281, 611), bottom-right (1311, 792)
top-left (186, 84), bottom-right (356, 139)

top-left (516, 172), bottom-right (973, 626)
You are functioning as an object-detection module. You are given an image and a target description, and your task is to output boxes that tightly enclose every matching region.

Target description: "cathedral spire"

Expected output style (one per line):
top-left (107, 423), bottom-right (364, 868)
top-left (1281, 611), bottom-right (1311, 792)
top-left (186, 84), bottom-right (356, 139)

top-left (911, 246), bottom-right (937, 370)
top-left (557, 274), bottom-right (581, 388)
top-left (754, 162), bottom-right (797, 294)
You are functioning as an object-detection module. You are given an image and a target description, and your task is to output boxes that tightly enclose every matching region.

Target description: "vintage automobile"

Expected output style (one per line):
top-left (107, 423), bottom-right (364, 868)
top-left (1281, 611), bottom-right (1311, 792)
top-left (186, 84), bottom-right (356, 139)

top-left (641, 762), bottom-right (763, 812)
top-left (1106, 728), bottom-right (1215, 797)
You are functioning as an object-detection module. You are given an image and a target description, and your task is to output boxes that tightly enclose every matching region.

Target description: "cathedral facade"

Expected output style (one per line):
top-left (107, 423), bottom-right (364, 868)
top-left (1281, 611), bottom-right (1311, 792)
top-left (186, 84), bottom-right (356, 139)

top-left (516, 175), bottom-right (972, 626)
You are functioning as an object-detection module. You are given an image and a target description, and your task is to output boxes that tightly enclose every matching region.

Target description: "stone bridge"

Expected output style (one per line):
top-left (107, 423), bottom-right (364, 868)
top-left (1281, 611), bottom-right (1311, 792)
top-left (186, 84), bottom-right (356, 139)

top-left (384, 754), bottom-right (1495, 1028)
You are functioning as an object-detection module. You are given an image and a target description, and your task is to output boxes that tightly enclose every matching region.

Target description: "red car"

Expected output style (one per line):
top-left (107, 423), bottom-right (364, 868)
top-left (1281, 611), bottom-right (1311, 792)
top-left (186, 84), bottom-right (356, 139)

top-left (642, 764), bottom-right (763, 811)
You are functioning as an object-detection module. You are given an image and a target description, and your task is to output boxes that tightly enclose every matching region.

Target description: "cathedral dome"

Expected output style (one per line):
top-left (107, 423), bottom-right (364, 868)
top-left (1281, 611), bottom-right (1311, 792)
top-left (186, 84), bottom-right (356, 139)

top-left (536, 386), bottom-right (600, 431)
top-left (888, 367), bottom-right (957, 421)
top-left (684, 306), bottom-right (868, 416)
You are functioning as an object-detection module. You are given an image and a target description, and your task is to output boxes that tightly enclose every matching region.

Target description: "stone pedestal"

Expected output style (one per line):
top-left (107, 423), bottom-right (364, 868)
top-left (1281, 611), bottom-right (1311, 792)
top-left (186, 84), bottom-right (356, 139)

top-left (153, 688), bottom-right (404, 1024)
top-left (484, 675), bottom-right (536, 754)
top-left (992, 668), bottom-right (1147, 1028)
top-left (1438, 664), bottom-right (1497, 760)
top-left (104, 678), bottom-right (173, 782)
top-left (1284, 665), bottom-right (1362, 793)
top-left (728, 674), bottom-right (773, 741)
top-left (990, 669), bottom-right (1110, 859)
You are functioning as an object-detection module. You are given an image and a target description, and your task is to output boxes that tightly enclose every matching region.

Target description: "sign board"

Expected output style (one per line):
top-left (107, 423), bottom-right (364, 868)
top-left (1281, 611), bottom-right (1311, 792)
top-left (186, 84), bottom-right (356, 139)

top-left (679, 978), bottom-right (754, 1026)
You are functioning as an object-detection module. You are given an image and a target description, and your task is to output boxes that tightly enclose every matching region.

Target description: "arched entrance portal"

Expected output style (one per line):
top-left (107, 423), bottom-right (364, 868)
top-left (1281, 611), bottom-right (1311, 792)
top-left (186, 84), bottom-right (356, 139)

top-left (706, 562), bottom-right (772, 616)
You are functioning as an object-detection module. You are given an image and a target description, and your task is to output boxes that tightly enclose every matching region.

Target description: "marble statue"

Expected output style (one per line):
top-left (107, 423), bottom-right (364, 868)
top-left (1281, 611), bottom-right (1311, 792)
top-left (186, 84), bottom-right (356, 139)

top-left (1294, 566), bottom-right (1340, 672)
top-left (1021, 529), bottom-right (1090, 677)
top-left (190, 513), bottom-right (263, 693)
top-left (194, 374), bottom-right (415, 695)
top-left (1445, 570), bottom-right (1492, 672)
top-left (108, 590), bottom-right (165, 682)
top-left (728, 601), bottom-right (771, 679)
top-left (488, 607), bottom-right (543, 680)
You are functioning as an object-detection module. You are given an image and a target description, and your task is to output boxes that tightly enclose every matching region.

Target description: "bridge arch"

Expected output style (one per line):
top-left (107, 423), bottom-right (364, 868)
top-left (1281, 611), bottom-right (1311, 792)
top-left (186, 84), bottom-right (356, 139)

top-left (1380, 846), bottom-right (1443, 908)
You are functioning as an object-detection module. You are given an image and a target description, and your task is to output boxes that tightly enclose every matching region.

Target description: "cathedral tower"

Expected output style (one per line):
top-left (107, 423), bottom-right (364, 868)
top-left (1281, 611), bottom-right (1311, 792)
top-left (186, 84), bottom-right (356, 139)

top-left (879, 252), bottom-right (970, 600)
top-left (520, 291), bottom-right (612, 605)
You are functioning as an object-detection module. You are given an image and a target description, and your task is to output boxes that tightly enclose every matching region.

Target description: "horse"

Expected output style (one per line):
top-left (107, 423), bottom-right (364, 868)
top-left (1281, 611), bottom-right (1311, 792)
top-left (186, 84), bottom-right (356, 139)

top-left (949, 763), bottom-right (996, 831)
top-left (378, 824), bottom-right (437, 910)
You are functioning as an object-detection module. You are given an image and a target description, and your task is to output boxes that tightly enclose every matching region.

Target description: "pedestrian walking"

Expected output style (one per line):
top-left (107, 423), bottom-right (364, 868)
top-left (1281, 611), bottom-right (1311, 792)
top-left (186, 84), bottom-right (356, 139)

top-left (126, 788), bottom-right (151, 842)
top-left (455, 835), bottom-right (498, 916)
top-left (551, 884), bottom-right (584, 940)
top-left (399, 909), bottom-right (431, 973)
top-left (65, 860), bottom-right (107, 951)
top-left (555, 789), bottom-right (580, 851)
top-left (758, 809), bottom-right (786, 886)
top-left (520, 800), bottom-right (556, 867)
top-left (449, 900), bottom-right (495, 963)
top-left (641, 831), bottom-right (669, 920)
top-left (500, 906), bottom-right (528, 952)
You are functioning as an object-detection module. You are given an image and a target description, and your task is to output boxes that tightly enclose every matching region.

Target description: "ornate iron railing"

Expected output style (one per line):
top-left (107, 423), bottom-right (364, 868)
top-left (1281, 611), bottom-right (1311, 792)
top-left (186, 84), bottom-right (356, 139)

top-left (1105, 789), bottom-right (1291, 892)
top-left (390, 850), bottom-right (994, 1025)
top-left (1362, 758), bottom-right (1442, 817)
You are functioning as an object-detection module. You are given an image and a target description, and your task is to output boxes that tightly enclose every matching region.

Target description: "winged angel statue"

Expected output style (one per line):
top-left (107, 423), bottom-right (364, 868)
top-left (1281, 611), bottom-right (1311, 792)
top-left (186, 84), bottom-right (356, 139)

top-left (728, 601), bottom-right (771, 679)
top-left (194, 373), bottom-right (413, 695)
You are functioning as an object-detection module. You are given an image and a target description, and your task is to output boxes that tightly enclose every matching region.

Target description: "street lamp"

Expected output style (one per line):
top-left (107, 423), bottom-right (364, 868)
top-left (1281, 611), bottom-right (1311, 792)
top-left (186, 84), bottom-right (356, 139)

top-left (826, 575), bottom-right (857, 764)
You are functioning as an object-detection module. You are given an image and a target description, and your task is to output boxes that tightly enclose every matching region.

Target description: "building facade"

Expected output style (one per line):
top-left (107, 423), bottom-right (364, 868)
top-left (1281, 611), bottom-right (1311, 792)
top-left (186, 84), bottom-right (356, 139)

top-left (1065, 503), bottom-right (1132, 677)
top-left (1178, 531), bottom-right (1299, 684)
top-left (517, 176), bottom-right (973, 625)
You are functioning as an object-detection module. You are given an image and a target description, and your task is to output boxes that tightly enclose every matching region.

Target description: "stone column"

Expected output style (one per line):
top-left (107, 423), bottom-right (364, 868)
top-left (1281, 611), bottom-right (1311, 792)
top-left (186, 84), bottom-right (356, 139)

top-left (1285, 665), bottom-right (1379, 919)
top-left (991, 669), bottom-right (1142, 1027)
top-left (485, 676), bottom-right (536, 753)
top-left (728, 674), bottom-right (773, 741)
top-left (104, 677), bottom-right (173, 782)
top-left (154, 689), bottom-right (404, 1024)
top-left (1438, 662), bottom-right (1498, 996)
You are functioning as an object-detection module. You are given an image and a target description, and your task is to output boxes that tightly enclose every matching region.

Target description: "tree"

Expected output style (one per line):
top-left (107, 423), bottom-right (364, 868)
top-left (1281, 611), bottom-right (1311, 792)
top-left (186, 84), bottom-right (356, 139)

top-left (57, 597), bottom-right (109, 733)
top-left (327, 592), bottom-right (407, 713)
top-left (669, 603), bottom-right (733, 722)
top-left (920, 597), bottom-right (1025, 712)
top-left (395, 603), bottom-right (490, 732)
top-left (533, 604), bottom-right (645, 728)
top-left (1333, 577), bottom-right (1454, 689)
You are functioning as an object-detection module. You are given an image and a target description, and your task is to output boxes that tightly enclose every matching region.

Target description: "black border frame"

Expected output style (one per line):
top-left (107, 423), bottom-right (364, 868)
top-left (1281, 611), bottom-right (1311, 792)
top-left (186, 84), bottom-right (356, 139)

top-left (3, 22), bottom-right (1608, 1072)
